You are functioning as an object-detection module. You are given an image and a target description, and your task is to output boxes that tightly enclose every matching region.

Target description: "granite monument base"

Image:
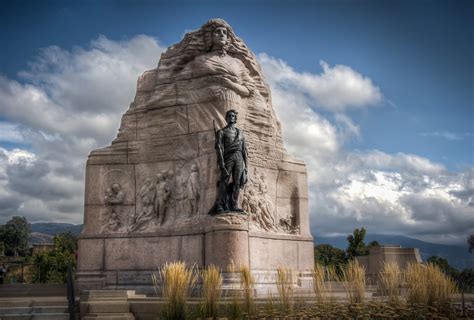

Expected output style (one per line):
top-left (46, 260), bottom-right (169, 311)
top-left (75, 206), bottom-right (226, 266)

top-left (77, 217), bottom-right (314, 295)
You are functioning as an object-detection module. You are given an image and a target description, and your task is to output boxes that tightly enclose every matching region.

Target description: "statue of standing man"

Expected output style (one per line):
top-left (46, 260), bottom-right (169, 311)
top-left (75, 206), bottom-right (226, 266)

top-left (213, 109), bottom-right (248, 214)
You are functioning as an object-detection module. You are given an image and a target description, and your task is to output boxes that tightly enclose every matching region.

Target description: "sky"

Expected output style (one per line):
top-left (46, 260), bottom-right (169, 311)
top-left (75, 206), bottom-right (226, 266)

top-left (0, 0), bottom-right (472, 246)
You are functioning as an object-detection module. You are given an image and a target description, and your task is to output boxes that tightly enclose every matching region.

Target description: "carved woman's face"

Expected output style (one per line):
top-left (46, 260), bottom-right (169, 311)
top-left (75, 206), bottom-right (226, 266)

top-left (212, 26), bottom-right (228, 48)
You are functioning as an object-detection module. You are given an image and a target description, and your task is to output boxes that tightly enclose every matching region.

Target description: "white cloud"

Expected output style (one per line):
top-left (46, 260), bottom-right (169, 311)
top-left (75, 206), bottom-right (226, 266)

top-left (259, 54), bottom-right (473, 245)
top-left (0, 35), bottom-right (164, 223)
top-left (258, 53), bottom-right (382, 112)
top-left (420, 131), bottom-right (465, 141)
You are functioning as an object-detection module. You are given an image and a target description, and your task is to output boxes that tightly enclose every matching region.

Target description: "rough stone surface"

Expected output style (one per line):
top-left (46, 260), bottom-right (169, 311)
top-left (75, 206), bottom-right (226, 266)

top-left (78, 18), bottom-right (314, 292)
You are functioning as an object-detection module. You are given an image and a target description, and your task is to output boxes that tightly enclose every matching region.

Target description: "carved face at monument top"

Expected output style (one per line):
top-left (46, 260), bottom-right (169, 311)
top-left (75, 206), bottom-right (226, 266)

top-left (212, 26), bottom-right (228, 48)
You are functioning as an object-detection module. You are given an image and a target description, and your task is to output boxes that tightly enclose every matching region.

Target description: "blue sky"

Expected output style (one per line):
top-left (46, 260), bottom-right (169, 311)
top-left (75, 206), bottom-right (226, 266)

top-left (2, 0), bottom-right (472, 168)
top-left (0, 0), bottom-right (472, 245)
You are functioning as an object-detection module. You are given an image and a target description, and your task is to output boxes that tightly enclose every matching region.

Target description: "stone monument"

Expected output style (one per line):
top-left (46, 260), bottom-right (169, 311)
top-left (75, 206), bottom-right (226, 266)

top-left (77, 18), bottom-right (314, 293)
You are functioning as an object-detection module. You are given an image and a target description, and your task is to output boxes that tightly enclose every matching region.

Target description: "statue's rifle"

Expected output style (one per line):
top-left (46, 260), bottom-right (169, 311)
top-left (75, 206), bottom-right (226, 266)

top-left (213, 120), bottom-right (229, 177)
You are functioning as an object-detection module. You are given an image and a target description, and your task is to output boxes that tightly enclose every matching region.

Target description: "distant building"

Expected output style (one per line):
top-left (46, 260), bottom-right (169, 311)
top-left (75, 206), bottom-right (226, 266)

top-left (356, 245), bottom-right (423, 283)
top-left (31, 243), bottom-right (54, 255)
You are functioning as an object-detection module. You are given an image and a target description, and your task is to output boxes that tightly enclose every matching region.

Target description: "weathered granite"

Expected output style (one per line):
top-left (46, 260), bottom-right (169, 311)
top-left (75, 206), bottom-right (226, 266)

top-left (78, 18), bottom-right (314, 293)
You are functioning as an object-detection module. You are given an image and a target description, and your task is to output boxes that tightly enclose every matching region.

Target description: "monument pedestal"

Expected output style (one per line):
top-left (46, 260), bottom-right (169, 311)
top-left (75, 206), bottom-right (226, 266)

top-left (78, 212), bottom-right (313, 294)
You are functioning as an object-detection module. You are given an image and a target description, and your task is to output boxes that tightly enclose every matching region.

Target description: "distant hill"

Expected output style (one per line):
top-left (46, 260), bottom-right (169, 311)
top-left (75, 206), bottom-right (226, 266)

top-left (316, 234), bottom-right (473, 271)
top-left (31, 223), bottom-right (83, 236)
top-left (28, 232), bottom-right (54, 245)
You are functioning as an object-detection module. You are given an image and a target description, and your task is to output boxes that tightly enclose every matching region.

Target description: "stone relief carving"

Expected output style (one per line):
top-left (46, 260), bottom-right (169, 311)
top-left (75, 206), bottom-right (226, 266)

top-left (120, 163), bottom-right (203, 233)
top-left (186, 164), bottom-right (201, 216)
top-left (155, 173), bottom-right (171, 225)
top-left (130, 178), bottom-right (155, 232)
top-left (101, 183), bottom-right (125, 233)
top-left (242, 169), bottom-right (298, 234)
top-left (172, 19), bottom-right (255, 111)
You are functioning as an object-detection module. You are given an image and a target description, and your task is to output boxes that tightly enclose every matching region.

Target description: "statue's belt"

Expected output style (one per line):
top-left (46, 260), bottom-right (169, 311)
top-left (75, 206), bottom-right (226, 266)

top-left (223, 145), bottom-right (243, 158)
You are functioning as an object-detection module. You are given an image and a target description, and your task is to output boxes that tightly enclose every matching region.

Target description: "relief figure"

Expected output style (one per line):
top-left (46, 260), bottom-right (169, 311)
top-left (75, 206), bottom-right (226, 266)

top-left (186, 164), bottom-right (201, 216)
top-left (130, 178), bottom-right (155, 232)
top-left (174, 19), bottom-right (255, 109)
top-left (102, 183), bottom-right (125, 232)
top-left (155, 173), bottom-right (170, 225)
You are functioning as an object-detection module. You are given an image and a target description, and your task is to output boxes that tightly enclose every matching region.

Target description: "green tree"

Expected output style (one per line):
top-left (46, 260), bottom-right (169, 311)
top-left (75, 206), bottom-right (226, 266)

top-left (458, 268), bottom-right (474, 291)
top-left (32, 232), bottom-right (77, 283)
top-left (0, 216), bottom-right (31, 256)
top-left (314, 244), bottom-right (347, 267)
top-left (468, 235), bottom-right (474, 253)
top-left (426, 256), bottom-right (459, 279)
top-left (346, 227), bottom-right (369, 259)
top-left (367, 240), bottom-right (380, 248)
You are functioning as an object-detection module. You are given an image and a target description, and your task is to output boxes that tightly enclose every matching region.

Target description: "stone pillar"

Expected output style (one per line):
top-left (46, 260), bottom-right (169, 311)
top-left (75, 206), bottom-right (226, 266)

top-left (204, 223), bottom-right (249, 269)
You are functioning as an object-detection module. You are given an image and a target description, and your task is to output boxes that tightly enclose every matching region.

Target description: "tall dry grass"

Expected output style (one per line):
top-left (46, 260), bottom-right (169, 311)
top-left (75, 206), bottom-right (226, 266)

top-left (405, 262), bottom-right (457, 306)
top-left (378, 261), bottom-right (402, 304)
top-left (240, 265), bottom-right (255, 315)
top-left (276, 267), bottom-right (294, 312)
top-left (312, 264), bottom-right (326, 303)
top-left (341, 260), bottom-right (366, 304)
top-left (201, 264), bottom-right (222, 319)
top-left (326, 264), bottom-right (340, 282)
top-left (152, 261), bottom-right (197, 320)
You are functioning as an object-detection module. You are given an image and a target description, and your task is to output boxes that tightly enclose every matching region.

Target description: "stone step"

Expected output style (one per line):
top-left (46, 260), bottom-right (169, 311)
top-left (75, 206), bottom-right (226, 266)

top-left (0, 298), bottom-right (72, 308)
top-left (0, 284), bottom-right (69, 297)
top-left (87, 302), bottom-right (130, 313)
top-left (0, 313), bottom-right (70, 320)
top-left (0, 306), bottom-right (68, 315)
top-left (82, 313), bottom-right (135, 320)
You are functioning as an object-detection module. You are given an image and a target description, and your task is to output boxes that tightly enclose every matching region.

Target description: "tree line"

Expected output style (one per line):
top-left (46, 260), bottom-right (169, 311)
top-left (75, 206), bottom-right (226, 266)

top-left (0, 216), bottom-right (77, 283)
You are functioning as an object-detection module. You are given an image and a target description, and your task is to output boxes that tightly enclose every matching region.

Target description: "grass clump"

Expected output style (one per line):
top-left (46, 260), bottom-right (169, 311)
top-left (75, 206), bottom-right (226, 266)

top-left (276, 267), bottom-right (294, 312)
top-left (342, 259), bottom-right (366, 304)
top-left (312, 264), bottom-right (326, 303)
top-left (152, 261), bottom-right (197, 320)
top-left (379, 261), bottom-right (402, 304)
top-left (240, 265), bottom-right (255, 316)
top-left (405, 262), bottom-right (457, 307)
top-left (200, 264), bottom-right (222, 319)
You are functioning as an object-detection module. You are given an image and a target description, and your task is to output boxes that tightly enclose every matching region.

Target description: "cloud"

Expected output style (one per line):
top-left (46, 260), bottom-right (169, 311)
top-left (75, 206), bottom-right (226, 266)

top-left (0, 122), bottom-right (25, 143)
top-left (420, 131), bottom-right (465, 141)
top-left (0, 35), bottom-right (164, 223)
top-left (259, 54), bottom-right (474, 245)
top-left (258, 53), bottom-right (382, 112)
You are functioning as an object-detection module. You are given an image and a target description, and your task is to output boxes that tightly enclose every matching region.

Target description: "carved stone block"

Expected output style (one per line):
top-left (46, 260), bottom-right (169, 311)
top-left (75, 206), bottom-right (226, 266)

top-left (136, 106), bottom-right (188, 139)
top-left (84, 164), bottom-right (136, 206)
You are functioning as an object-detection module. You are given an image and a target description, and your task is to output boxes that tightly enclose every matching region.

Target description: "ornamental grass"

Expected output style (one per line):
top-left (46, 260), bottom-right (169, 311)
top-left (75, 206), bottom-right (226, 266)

top-left (152, 261), bottom-right (197, 320)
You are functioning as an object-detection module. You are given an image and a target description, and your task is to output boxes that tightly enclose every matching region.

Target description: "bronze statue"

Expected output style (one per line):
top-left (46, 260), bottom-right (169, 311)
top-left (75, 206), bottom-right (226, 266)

top-left (213, 109), bottom-right (248, 213)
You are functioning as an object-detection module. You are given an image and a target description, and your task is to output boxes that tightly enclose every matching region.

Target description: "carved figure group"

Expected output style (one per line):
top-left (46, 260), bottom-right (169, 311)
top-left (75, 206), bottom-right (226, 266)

top-left (127, 165), bottom-right (201, 232)
top-left (242, 171), bottom-right (276, 231)
top-left (102, 183), bottom-right (125, 232)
